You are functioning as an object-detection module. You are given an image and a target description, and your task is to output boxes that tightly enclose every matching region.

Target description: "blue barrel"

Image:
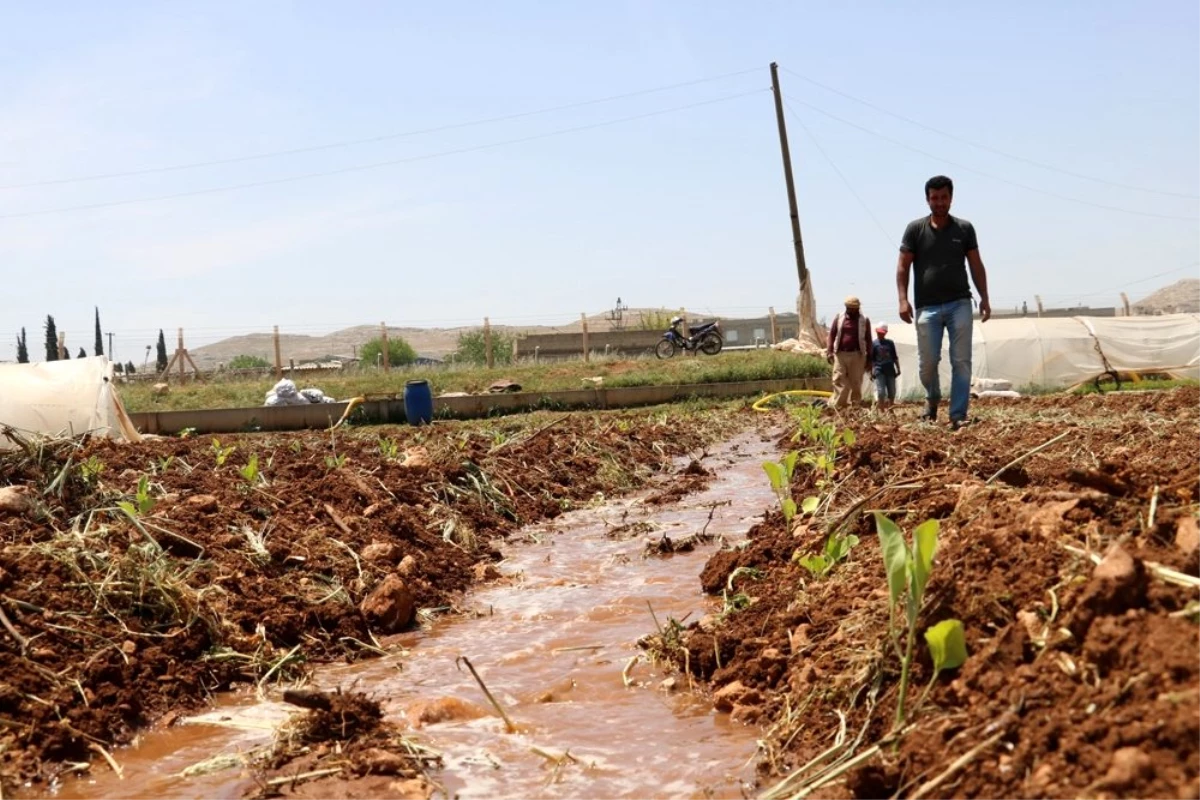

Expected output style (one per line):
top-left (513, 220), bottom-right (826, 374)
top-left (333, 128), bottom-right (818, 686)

top-left (403, 379), bottom-right (433, 426)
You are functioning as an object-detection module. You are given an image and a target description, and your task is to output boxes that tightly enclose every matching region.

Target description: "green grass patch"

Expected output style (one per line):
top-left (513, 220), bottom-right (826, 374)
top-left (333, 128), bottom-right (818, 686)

top-left (119, 350), bottom-right (829, 413)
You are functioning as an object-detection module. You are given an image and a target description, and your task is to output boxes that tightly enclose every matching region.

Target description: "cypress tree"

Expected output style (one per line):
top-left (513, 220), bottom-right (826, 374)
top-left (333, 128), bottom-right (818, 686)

top-left (44, 316), bottom-right (59, 361)
top-left (94, 308), bottom-right (104, 356)
top-left (156, 330), bottom-right (168, 372)
top-left (16, 328), bottom-right (28, 363)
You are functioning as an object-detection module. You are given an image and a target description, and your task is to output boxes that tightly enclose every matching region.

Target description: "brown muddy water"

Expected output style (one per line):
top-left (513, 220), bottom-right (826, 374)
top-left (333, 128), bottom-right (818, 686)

top-left (36, 431), bottom-right (782, 800)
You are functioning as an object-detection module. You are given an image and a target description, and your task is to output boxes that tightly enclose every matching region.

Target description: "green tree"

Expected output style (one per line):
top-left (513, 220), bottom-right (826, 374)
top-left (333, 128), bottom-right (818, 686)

top-left (635, 308), bottom-right (674, 331)
top-left (77, 347), bottom-right (87, 359)
top-left (228, 354), bottom-right (271, 370)
top-left (156, 330), bottom-right (168, 372)
top-left (44, 315), bottom-right (59, 361)
top-left (94, 307), bottom-right (104, 357)
top-left (360, 336), bottom-right (417, 368)
top-left (452, 328), bottom-right (514, 366)
top-left (16, 328), bottom-right (28, 363)
top-left (126, 361), bottom-right (136, 374)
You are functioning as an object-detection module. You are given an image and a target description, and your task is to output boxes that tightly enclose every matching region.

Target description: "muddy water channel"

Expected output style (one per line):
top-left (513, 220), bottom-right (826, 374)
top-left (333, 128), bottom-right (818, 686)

top-left (45, 431), bottom-right (780, 800)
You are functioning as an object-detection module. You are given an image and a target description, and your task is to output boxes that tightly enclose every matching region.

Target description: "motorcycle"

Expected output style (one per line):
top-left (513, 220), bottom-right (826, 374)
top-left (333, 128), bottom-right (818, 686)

top-left (655, 318), bottom-right (724, 359)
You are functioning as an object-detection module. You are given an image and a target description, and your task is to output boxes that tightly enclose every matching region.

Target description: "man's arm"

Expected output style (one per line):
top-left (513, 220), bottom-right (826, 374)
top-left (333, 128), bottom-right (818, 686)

top-left (896, 250), bottom-right (914, 323)
top-left (966, 249), bottom-right (991, 322)
top-left (826, 318), bottom-right (836, 361)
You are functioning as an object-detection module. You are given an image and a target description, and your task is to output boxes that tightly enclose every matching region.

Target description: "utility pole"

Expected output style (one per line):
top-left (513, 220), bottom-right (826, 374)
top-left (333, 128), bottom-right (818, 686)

top-left (107, 332), bottom-right (114, 363)
top-left (769, 62), bottom-right (809, 289)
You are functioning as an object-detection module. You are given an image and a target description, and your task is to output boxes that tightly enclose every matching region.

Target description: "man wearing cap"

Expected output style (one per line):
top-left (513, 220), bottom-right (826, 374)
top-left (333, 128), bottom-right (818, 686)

top-left (871, 323), bottom-right (900, 410)
top-left (826, 296), bottom-right (872, 410)
top-left (896, 175), bottom-right (991, 429)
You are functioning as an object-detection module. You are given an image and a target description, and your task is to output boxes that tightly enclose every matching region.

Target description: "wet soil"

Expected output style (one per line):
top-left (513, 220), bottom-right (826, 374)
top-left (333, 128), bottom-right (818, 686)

top-left (683, 387), bottom-right (1200, 799)
top-left (0, 406), bottom-right (738, 794)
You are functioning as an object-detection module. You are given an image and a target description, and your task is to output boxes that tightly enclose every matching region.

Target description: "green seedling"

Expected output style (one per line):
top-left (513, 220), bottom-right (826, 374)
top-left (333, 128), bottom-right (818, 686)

top-left (762, 451), bottom-right (799, 524)
top-left (325, 453), bottom-right (347, 470)
top-left (791, 405), bottom-right (855, 488)
top-left (79, 455), bottom-right (105, 484)
top-left (117, 475), bottom-right (156, 517)
top-left (289, 440), bottom-right (303, 454)
top-left (211, 438), bottom-right (237, 467)
top-left (239, 453), bottom-right (262, 486)
top-left (795, 530), bottom-right (860, 578)
top-left (719, 566), bottom-right (761, 619)
top-left (153, 455), bottom-right (175, 475)
top-left (874, 513), bottom-right (966, 728)
top-left (378, 436), bottom-right (400, 460)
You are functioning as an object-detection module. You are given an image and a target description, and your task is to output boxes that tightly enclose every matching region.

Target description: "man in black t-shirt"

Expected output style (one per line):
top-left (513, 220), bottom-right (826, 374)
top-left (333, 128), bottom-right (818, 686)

top-left (896, 175), bottom-right (991, 429)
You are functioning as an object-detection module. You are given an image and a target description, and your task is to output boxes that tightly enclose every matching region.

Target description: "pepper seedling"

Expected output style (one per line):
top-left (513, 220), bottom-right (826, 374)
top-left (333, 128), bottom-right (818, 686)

top-left (874, 513), bottom-right (967, 727)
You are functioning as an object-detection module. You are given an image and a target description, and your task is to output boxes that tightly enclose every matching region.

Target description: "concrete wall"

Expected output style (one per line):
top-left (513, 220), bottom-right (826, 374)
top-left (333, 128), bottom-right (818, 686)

top-left (128, 377), bottom-right (833, 435)
top-left (516, 330), bottom-right (662, 358)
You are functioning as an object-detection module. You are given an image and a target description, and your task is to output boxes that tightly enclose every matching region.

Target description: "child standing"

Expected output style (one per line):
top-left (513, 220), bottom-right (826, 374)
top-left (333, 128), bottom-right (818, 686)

top-left (871, 323), bottom-right (900, 409)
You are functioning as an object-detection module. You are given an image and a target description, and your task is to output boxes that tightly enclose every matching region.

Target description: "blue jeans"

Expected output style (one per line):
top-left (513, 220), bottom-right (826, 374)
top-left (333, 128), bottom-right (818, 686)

top-left (874, 370), bottom-right (897, 401)
top-left (916, 299), bottom-right (973, 421)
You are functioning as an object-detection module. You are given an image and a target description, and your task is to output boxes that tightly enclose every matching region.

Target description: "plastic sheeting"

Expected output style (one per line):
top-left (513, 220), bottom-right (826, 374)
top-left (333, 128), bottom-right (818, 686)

top-left (884, 314), bottom-right (1200, 398)
top-left (0, 357), bottom-right (142, 449)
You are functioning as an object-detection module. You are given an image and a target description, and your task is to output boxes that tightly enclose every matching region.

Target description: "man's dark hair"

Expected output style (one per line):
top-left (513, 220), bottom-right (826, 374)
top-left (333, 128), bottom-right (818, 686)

top-left (925, 175), bottom-right (954, 197)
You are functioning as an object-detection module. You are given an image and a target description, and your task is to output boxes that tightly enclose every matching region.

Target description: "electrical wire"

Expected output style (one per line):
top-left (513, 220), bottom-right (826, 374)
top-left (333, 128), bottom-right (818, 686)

top-left (783, 100), bottom-right (893, 245)
top-left (782, 94), bottom-right (1198, 222)
top-left (780, 65), bottom-right (1200, 201)
top-left (0, 89), bottom-right (765, 220)
top-left (0, 67), bottom-right (763, 191)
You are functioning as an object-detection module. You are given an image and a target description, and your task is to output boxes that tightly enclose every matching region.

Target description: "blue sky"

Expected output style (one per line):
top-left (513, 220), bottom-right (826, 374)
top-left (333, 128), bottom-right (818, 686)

top-left (2, 1), bottom-right (1197, 361)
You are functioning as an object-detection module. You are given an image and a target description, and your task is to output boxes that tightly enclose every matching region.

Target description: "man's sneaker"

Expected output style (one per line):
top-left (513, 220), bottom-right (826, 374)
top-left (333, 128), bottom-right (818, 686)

top-left (950, 418), bottom-right (972, 431)
top-left (918, 406), bottom-right (937, 422)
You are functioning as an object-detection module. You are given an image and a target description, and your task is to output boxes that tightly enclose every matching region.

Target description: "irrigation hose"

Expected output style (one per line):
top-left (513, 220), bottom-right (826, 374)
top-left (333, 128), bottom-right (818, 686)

top-left (751, 389), bottom-right (833, 412)
top-left (329, 396), bottom-right (366, 430)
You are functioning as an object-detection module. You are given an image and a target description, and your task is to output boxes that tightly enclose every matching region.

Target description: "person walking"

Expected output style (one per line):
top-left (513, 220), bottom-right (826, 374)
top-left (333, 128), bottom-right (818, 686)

top-left (895, 175), bottom-right (991, 429)
top-left (826, 296), bottom-right (872, 410)
top-left (871, 323), bottom-right (900, 409)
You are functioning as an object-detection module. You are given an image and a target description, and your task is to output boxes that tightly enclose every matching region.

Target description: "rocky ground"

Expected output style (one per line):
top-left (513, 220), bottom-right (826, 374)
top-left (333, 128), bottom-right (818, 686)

top-left (662, 387), bottom-right (1199, 799)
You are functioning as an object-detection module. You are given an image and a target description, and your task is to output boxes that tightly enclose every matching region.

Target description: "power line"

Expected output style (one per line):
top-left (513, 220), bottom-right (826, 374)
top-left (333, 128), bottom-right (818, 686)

top-left (0, 67), bottom-right (762, 191)
top-left (0, 89), bottom-right (765, 220)
top-left (780, 65), bottom-right (1200, 201)
top-left (782, 94), bottom-right (1199, 222)
top-left (782, 100), bottom-right (893, 245)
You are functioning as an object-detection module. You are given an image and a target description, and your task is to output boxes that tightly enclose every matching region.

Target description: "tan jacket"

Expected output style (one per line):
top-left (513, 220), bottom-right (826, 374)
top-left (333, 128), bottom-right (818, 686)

top-left (828, 312), bottom-right (872, 358)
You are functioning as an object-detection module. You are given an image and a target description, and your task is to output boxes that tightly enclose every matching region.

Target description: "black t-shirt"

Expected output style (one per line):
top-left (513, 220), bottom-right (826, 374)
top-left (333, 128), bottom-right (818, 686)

top-left (900, 215), bottom-right (978, 309)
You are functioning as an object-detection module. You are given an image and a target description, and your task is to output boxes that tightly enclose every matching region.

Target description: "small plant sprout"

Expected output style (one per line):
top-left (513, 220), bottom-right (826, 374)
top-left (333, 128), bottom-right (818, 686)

top-left (325, 453), bottom-right (347, 470)
top-left (762, 451), bottom-right (799, 524)
top-left (79, 455), bottom-right (105, 484)
top-left (874, 513), bottom-right (966, 728)
top-left (117, 475), bottom-right (157, 517)
top-left (239, 453), bottom-right (263, 486)
top-left (795, 529), bottom-right (860, 578)
top-left (720, 566), bottom-right (761, 618)
top-left (378, 436), bottom-right (400, 460)
top-left (289, 439), bottom-right (303, 454)
top-left (211, 438), bottom-right (237, 467)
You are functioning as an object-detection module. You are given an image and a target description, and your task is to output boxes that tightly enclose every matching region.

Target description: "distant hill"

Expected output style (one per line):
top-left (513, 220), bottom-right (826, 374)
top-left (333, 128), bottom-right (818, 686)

top-left (1133, 278), bottom-right (1199, 314)
top-left (189, 308), bottom-right (687, 367)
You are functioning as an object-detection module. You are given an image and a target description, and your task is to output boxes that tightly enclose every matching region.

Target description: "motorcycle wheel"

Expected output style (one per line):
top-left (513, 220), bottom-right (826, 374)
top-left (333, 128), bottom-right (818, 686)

top-left (699, 333), bottom-right (723, 355)
top-left (655, 339), bottom-right (678, 359)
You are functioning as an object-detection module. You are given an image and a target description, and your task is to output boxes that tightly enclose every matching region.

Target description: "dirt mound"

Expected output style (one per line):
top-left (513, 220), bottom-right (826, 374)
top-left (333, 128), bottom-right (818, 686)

top-left (682, 387), bottom-right (1199, 799)
top-left (0, 407), bottom-right (738, 794)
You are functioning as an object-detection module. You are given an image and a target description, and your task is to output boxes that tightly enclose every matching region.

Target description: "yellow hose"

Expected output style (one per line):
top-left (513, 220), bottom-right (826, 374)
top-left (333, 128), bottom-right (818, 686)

top-left (329, 396), bottom-right (366, 430)
top-left (751, 389), bottom-right (833, 412)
